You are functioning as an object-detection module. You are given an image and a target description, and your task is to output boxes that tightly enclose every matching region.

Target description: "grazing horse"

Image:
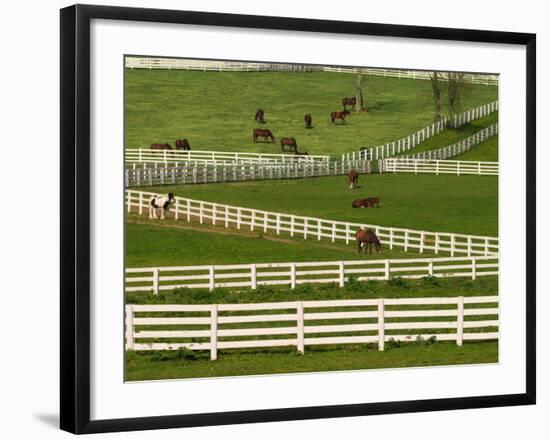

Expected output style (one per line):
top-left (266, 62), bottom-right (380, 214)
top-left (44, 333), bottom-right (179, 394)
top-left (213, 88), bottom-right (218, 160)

top-left (304, 113), bottom-right (313, 129)
top-left (150, 143), bottom-right (172, 150)
top-left (253, 128), bottom-right (275, 144)
top-left (175, 139), bottom-right (191, 150)
top-left (331, 110), bottom-right (350, 125)
top-left (280, 137), bottom-right (298, 153)
top-left (342, 97), bottom-right (356, 111)
top-left (255, 109), bottom-right (265, 124)
top-left (352, 197), bottom-right (380, 208)
top-left (348, 169), bottom-right (359, 189)
top-left (149, 192), bottom-right (175, 220)
top-left (356, 228), bottom-right (382, 254)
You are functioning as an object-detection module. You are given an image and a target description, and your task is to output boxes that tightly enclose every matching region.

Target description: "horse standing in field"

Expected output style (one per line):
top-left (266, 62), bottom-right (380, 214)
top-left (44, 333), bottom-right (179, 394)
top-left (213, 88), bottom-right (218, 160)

top-left (352, 197), bottom-right (380, 208)
top-left (253, 128), bottom-right (275, 144)
top-left (255, 109), bottom-right (265, 124)
top-left (331, 110), bottom-right (350, 125)
top-left (304, 113), bottom-right (313, 129)
top-left (348, 169), bottom-right (359, 189)
top-left (150, 143), bottom-right (172, 151)
top-left (355, 228), bottom-right (382, 254)
top-left (175, 139), bottom-right (191, 150)
top-left (149, 192), bottom-right (175, 220)
top-left (342, 97), bottom-right (356, 111)
top-left (280, 137), bottom-right (298, 153)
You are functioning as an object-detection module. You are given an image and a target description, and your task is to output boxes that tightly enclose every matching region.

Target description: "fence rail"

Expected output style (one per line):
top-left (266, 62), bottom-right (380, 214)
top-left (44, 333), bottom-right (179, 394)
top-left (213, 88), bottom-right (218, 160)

top-left (400, 123), bottom-right (498, 162)
top-left (126, 255), bottom-right (498, 294)
top-left (383, 158), bottom-right (498, 176)
top-left (126, 190), bottom-right (499, 256)
top-left (125, 57), bottom-right (499, 85)
top-left (126, 149), bottom-right (329, 164)
top-left (125, 160), bottom-right (372, 187)
top-left (125, 296), bottom-right (499, 359)
top-left (342, 101), bottom-right (498, 161)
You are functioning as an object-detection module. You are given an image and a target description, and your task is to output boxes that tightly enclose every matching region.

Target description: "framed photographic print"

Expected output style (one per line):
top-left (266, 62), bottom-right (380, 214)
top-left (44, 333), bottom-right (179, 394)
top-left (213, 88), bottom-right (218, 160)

top-left (60, 4), bottom-right (536, 434)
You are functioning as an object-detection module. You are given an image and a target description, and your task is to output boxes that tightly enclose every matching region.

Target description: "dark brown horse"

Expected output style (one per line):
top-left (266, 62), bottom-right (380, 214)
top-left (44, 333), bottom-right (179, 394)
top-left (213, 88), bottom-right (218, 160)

top-left (342, 97), bottom-right (356, 111)
top-left (304, 113), bottom-right (313, 129)
top-left (356, 228), bottom-right (382, 254)
top-left (150, 143), bottom-right (172, 150)
top-left (280, 137), bottom-right (298, 153)
top-left (348, 169), bottom-right (359, 189)
top-left (175, 139), bottom-right (191, 150)
top-left (352, 197), bottom-right (380, 208)
top-left (255, 109), bottom-right (265, 124)
top-left (331, 110), bottom-right (350, 125)
top-left (253, 128), bottom-right (275, 143)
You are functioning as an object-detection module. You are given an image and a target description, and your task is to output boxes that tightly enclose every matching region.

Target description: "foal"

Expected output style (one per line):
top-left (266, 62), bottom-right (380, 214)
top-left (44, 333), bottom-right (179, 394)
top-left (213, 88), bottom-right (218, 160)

top-left (149, 192), bottom-right (175, 220)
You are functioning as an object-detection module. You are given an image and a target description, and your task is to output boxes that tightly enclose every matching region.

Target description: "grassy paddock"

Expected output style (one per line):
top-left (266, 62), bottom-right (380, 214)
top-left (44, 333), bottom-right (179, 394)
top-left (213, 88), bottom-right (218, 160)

top-left (137, 173), bottom-right (498, 236)
top-left (125, 340), bottom-right (498, 381)
top-left (125, 69), bottom-right (498, 156)
top-left (456, 136), bottom-right (499, 162)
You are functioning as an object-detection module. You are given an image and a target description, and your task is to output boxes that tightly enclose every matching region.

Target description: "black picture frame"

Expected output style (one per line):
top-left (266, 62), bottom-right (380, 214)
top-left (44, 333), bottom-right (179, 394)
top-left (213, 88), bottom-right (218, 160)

top-left (60, 4), bottom-right (536, 434)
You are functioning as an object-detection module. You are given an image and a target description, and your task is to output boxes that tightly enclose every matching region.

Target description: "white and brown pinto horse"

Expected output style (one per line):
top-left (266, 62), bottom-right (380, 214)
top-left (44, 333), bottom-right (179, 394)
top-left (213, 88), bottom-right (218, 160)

top-left (149, 192), bottom-right (175, 220)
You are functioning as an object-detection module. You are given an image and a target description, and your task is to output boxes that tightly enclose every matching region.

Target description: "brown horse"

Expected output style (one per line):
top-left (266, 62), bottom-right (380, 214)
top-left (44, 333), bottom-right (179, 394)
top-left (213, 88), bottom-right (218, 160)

top-left (304, 113), bottom-right (313, 129)
top-left (342, 97), bottom-right (356, 111)
top-left (348, 169), bottom-right (359, 189)
top-left (331, 110), bottom-right (350, 125)
top-left (175, 139), bottom-right (191, 150)
top-left (352, 197), bottom-right (380, 208)
top-left (255, 109), bottom-right (265, 124)
top-left (253, 128), bottom-right (275, 143)
top-left (294, 150), bottom-right (309, 156)
top-left (356, 228), bottom-right (382, 254)
top-left (150, 143), bottom-right (172, 150)
top-left (281, 137), bottom-right (298, 153)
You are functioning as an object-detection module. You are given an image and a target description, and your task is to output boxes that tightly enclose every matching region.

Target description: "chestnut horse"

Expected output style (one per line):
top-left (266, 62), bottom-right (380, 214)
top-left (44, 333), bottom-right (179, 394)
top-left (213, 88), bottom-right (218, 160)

top-left (175, 139), bottom-right (191, 150)
top-left (331, 110), bottom-right (350, 125)
top-left (348, 169), bottom-right (359, 189)
top-left (352, 197), bottom-right (380, 208)
top-left (253, 128), bottom-right (275, 143)
top-left (255, 109), bottom-right (265, 124)
top-left (150, 143), bottom-right (172, 150)
top-left (281, 137), bottom-right (298, 153)
top-left (342, 97), bottom-right (356, 111)
top-left (304, 113), bottom-right (313, 129)
top-left (355, 228), bottom-right (381, 254)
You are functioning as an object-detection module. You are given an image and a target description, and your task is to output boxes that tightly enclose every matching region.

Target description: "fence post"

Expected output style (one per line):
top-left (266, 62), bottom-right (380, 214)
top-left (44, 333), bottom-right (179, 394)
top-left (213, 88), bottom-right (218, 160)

top-left (296, 302), bottom-right (305, 354)
top-left (484, 238), bottom-right (489, 256)
top-left (250, 264), bottom-right (257, 289)
top-left (338, 261), bottom-right (345, 287)
top-left (451, 235), bottom-right (455, 257)
top-left (303, 218), bottom-right (308, 240)
top-left (428, 259), bottom-right (434, 276)
top-left (435, 234), bottom-right (440, 254)
top-left (290, 263), bottom-right (296, 289)
top-left (471, 257), bottom-right (477, 280)
top-left (210, 304), bottom-right (218, 360)
top-left (276, 214), bottom-right (281, 235)
top-left (237, 208), bottom-right (242, 229)
top-left (125, 304), bottom-right (134, 350)
top-left (384, 260), bottom-right (390, 280)
top-left (467, 236), bottom-right (472, 257)
top-left (290, 216), bottom-right (295, 237)
top-left (250, 211), bottom-right (255, 231)
top-left (345, 224), bottom-right (350, 244)
top-left (456, 297), bottom-right (464, 346)
top-left (389, 229), bottom-right (394, 250)
top-left (212, 205), bottom-right (217, 225)
top-left (199, 202), bottom-right (204, 224)
top-left (186, 199), bottom-right (191, 222)
top-left (404, 230), bottom-right (409, 252)
top-left (152, 268), bottom-right (160, 295)
top-left (378, 299), bottom-right (385, 351)
top-left (209, 266), bottom-right (215, 291)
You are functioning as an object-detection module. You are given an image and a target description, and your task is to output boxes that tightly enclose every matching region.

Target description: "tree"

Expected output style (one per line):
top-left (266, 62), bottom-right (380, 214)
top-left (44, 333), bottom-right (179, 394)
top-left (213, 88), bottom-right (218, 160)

top-left (446, 72), bottom-right (467, 121)
top-left (355, 71), bottom-right (367, 112)
top-left (430, 71), bottom-right (442, 123)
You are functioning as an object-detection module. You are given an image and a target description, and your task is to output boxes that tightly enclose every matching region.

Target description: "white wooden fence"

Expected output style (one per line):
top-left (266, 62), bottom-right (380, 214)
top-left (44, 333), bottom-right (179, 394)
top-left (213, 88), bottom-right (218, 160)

top-left (125, 57), bottom-right (499, 85)
top-left (126, 190), bottom-right (499, 256)
top-left (401, 123), bottom-right (498, 161)
top-left (126, 149), bottom-right (329, 165)
top-left (125, 160), bottom-right (371, 187)
top-left (125, 296), bottom-right (499, 359)
top-left (383, 158), bottom-right (498, 176)
top-left (342, 101), bottom-right (499, 161)
top-left (125, 255), bottom-right (498, 294)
